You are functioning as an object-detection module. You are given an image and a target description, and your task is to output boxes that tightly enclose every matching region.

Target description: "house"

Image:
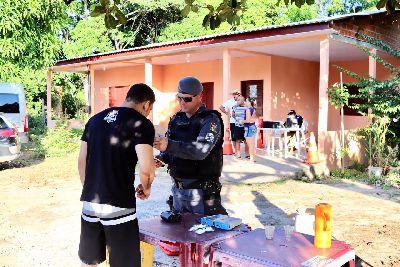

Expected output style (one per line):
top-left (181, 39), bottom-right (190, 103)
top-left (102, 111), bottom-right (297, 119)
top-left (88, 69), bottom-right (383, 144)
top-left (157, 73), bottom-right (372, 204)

top-left (49, 10), bottom-right (400, 168)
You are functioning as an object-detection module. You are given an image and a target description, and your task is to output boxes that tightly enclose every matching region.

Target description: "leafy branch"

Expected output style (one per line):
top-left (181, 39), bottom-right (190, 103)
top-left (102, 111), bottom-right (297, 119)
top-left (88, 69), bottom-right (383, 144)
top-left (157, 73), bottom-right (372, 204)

top-left (63, 0), bottom-right (400, 30)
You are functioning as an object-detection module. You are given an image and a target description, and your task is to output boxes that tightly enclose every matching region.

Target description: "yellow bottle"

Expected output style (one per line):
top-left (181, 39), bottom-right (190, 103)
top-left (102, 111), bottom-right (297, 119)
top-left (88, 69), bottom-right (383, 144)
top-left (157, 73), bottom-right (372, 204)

top-left (314, 203), bottom-right (332, 248)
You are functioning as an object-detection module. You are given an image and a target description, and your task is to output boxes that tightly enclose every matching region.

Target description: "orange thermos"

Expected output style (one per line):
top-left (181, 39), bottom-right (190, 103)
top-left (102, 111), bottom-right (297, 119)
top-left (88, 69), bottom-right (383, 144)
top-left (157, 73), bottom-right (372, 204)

top-left (314, 203), bottom-right (332, 248)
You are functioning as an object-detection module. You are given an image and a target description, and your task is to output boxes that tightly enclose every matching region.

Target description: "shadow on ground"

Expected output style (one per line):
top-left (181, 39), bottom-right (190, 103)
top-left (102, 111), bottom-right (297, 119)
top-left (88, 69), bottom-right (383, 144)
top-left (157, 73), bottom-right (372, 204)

top-left (0, 150), bottom-right (44, 171)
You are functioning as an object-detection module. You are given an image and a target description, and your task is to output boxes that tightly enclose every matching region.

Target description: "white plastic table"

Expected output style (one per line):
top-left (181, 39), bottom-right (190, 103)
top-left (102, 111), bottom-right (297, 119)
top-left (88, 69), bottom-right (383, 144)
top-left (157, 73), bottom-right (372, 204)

top-left (259, 127), bottom-right (302, 158)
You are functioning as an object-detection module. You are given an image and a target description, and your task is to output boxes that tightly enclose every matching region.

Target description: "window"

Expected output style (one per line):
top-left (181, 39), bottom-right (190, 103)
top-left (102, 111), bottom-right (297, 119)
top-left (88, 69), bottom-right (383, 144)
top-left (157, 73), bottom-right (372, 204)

top-left (343, 85), bottom-right (367, 116)
top-left (0, 118), bottom-right (7, 129)
top-left (0, 93), bottom-right (19, 113)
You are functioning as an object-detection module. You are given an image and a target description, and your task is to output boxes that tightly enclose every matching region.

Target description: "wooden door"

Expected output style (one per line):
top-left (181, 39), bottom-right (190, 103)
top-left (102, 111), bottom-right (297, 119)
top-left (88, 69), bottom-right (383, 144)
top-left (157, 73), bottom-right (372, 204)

top-left (241, 80), bottom-right (263, 117)
top-left (201, 82), bottom-right (214, 109)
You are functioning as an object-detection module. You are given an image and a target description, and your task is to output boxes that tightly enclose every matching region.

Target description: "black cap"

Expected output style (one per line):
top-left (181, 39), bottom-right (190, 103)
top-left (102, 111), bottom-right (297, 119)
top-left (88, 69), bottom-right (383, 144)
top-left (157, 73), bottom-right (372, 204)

top-left (288, 110), bottom-right (296, 115)
top-left (178, 76), bottom-right (203, 95)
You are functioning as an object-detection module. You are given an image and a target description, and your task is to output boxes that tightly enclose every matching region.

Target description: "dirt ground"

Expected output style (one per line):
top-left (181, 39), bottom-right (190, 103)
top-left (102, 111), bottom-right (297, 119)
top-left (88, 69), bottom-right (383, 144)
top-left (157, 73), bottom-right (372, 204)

top-left (1, 152), bottom-right (400, 266)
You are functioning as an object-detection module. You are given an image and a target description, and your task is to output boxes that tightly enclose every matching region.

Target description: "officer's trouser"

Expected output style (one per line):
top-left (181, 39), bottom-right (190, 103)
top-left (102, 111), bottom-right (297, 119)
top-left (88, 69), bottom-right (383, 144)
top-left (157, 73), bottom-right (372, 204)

top-left (171, 181), bottom-right (227, 215)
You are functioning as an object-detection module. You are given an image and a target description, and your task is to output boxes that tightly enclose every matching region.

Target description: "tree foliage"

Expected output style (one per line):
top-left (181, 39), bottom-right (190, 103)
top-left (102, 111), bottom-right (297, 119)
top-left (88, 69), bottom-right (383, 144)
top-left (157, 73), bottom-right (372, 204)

top-left (116, 0), bottom-right (183, 47)
top-left (338, 34), bottom-right (400, 164)
top-left (0, 0), bottom-right (67, 113)
top-left (65, 0), bottom-right (398, 30)
top-left (63, 16), bottom-right (114, 58)
top-left (158, 0), bottom-right (318, 42)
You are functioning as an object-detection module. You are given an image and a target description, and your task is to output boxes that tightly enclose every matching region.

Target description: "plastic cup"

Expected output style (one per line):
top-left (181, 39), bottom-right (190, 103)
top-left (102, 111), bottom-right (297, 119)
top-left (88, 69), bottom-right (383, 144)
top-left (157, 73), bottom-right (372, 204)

top-left (265, 225), bottom-right (275, 240)
top-left (283, 225), bottom-right (295, 241)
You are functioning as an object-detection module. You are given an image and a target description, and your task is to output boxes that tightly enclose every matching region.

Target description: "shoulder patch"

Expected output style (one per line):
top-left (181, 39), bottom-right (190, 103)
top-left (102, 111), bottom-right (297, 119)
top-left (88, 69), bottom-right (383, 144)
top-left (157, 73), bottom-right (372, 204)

top-left (210, 122), bottom-right (217, 132)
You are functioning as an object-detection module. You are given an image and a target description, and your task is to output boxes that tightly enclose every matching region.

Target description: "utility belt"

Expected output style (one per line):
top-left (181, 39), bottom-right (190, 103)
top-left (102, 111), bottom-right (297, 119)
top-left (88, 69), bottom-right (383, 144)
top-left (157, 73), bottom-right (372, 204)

top-left (173, 178), bottom-right (221, 190)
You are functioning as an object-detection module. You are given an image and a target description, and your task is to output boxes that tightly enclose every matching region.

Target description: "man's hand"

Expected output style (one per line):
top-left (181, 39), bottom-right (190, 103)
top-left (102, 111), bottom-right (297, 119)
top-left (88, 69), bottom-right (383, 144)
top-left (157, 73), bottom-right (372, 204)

top-left (135, 184), bottom-right (151, 200)
top-left (153, 136), bottom-right (168, 152)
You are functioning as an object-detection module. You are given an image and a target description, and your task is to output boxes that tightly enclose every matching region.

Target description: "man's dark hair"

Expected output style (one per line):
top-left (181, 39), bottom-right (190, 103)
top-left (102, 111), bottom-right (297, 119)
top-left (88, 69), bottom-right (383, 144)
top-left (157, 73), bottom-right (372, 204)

top-left (126, 83), bottom-right (155, 104)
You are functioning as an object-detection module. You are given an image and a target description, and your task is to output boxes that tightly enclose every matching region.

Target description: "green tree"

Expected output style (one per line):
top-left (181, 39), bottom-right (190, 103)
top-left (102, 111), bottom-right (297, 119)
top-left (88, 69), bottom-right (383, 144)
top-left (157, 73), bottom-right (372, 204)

top-left (0, 0), bottom-right (67, 114)
top-left (328, 80), bottom-right (350, 170)
top-left (115, 0), bottom-right (183, 47)
top-left (64, 0), bottom-right (182, 56)
top-left (69, 0), bottom-right (398, 30)
top-left (158, 0), bottom-right (318, 42)
top-left (338, 34), bottom-right (400, 166)
top-left (319, 0), bottom-right (379, 16)
top-left (63, 16), bottom-right (114, 58)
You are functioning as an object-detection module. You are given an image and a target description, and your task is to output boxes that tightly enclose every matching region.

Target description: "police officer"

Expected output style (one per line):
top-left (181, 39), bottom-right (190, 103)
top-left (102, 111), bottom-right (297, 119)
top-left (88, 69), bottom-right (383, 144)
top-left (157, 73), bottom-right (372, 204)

top-left (153, 76), bottom-right (227, 215)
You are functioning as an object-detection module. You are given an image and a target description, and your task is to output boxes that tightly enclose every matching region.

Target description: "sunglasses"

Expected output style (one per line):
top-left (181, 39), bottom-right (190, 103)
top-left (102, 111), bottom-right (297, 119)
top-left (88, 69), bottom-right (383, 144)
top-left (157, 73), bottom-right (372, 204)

top-left (177, 94), bottom-right (197, 103)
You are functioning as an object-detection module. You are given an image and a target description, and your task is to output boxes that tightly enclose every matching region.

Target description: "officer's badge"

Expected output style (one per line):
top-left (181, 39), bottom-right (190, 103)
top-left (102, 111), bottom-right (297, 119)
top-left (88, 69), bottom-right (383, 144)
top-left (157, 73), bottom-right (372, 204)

top-left (205, 133), bottom-right (215, 143)
top-left (210, 122), bottom-right (217, 132)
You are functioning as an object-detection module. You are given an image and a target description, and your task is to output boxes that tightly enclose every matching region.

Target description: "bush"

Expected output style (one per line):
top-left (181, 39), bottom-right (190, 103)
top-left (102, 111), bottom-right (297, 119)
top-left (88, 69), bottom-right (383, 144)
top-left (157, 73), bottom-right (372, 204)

top-left (27, 117), bottom-right (83, 158)
top-left (40, 121), bottom-right (83, 157)
top-left (330, 169), bottom-right (369, 180)
top-left (330, 167), bottom-right (400, 188)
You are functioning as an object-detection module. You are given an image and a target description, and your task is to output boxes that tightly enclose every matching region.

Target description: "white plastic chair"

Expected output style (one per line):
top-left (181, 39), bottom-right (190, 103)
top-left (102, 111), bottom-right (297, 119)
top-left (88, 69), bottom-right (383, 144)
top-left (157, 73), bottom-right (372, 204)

top-left (299, 120), bottom-right (309, 159)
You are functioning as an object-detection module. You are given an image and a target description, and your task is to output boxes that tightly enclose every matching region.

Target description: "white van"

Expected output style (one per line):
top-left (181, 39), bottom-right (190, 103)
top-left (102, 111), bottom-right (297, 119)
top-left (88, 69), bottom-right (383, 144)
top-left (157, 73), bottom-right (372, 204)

top-left (0, 83), bottom-right (28, 141)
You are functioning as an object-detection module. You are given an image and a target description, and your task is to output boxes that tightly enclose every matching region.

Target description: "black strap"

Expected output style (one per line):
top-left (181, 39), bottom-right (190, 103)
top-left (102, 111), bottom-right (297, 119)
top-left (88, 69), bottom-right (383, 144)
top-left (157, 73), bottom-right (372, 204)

top-left (173, 179), bottom-right (220, 190)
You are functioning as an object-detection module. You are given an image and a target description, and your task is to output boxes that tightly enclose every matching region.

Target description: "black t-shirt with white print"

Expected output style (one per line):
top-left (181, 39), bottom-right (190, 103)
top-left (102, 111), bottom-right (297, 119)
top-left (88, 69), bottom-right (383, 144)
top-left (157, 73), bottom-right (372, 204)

top-left (80, 107), bottom-right (155, 209)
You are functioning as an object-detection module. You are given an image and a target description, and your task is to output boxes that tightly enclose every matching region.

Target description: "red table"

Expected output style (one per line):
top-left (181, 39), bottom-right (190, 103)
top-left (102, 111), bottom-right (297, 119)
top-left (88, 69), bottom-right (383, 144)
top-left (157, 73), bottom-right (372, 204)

top-left (139, 214), bottom-right (249, 267)
top-left (210, 228), bottom-right (355, 267)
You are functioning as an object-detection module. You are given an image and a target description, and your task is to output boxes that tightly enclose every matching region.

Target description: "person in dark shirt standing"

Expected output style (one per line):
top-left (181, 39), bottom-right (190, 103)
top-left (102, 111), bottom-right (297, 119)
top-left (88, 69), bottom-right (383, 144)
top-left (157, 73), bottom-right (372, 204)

top-left (77, 83), bottom-right (155, 267)
top-left (283, 109), bottom-right (303, 152)
top-left (153, 76), bottom-right (227, 215)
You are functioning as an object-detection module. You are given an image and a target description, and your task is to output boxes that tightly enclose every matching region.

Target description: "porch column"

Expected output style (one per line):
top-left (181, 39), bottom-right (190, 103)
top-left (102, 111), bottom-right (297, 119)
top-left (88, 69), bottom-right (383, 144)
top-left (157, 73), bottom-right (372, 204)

top-left (83, 70), bottom-right (90, 114)
top-left (318, 37), bottom-right (330, 158)
top-left (89, 65), bottom-right (95, 115)
top-left (145, 58), bottom-right (153, 122)
top-left (369, 48), bottom-right (377, 78)
top-left (46, 69), bottom-right (53, 128)
top-left (222, 49), bottom-right (231, 128)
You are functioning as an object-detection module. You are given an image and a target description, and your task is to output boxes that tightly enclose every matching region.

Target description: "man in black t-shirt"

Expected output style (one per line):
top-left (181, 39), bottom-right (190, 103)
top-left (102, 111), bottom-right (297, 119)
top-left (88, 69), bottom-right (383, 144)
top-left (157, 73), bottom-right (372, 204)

top-left (78, 83), bottom-right (155, 267)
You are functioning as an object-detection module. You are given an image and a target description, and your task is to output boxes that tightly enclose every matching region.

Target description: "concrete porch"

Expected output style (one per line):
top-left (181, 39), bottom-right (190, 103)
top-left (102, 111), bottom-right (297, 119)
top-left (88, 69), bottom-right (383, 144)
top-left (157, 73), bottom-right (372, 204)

top-left (221, 153), bottom-right (306, 184)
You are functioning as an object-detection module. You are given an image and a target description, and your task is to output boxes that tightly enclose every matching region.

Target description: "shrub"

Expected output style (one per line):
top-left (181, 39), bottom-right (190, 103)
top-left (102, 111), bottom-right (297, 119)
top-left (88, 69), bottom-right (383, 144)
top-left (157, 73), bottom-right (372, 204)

top-left (40, 121), bottom-right (83, 157)
top-left (330, 169), bottom-right (369, 180)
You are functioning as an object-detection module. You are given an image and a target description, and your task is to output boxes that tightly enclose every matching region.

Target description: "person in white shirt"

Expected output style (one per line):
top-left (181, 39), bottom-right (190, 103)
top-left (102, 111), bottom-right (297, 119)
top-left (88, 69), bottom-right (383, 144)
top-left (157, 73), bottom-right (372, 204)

top-left (232, 96), bottom-right (247, 158)
top-left (219, 91), bottom-right (241, 153)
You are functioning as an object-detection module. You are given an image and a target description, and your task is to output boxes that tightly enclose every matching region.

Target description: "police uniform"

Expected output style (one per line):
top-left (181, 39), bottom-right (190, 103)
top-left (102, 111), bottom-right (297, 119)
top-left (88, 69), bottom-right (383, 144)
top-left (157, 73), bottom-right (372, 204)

top-left (159, 105), bottom-right (227, 215)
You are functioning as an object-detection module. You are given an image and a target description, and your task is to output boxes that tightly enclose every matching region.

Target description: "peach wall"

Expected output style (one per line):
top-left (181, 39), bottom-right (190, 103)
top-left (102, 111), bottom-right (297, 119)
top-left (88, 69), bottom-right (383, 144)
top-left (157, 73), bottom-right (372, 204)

top-left (159, 60), bottom-right (223, 131)
top-left (328, 56), bottom-right (400, 132)
top-left (328, 60), bottom-right (370, 132)
top-left (162, 59), bottom-right (223, 103)
top-left (89, 51), bottom-right (398, 168)
top-left (161, 56), bottom-right (272, 123)
top-left (231, 56), bottom-right (272, 120)
top-left (377, 56), bottom-right (400, 80)
top-left (92, 64), bottom-right (165, 115)
top-left (93, 65), bottom-right (144, 114)
top-left (325, 55), bottom-right (400, 167)
top-left (271, 56), bottom-right (320, 133)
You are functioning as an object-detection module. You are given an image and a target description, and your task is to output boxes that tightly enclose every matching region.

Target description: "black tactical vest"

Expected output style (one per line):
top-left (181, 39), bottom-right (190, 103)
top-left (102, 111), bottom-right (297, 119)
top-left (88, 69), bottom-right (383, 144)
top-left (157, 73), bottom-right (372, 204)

top-left (167, 109), bottom-right (224, 181)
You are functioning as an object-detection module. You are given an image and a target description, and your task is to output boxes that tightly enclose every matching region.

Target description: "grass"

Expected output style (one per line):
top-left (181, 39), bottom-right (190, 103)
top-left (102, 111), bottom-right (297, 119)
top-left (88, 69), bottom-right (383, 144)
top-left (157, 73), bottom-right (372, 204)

top-left (329, 167), bottom-right (400, 188)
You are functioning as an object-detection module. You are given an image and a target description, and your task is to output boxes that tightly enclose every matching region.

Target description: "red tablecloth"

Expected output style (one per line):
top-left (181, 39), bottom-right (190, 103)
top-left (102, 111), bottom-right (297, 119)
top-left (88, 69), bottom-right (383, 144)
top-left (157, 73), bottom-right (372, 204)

top-left (139, 214), bottom-right (249, 267)
top-left (210, 228), bottom-right (355, 267)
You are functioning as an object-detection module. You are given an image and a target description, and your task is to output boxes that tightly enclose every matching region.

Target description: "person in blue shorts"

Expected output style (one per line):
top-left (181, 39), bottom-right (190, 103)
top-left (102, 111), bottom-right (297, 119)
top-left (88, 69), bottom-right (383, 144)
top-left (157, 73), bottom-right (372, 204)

top-left (239, 97), bottom-right (258, 162)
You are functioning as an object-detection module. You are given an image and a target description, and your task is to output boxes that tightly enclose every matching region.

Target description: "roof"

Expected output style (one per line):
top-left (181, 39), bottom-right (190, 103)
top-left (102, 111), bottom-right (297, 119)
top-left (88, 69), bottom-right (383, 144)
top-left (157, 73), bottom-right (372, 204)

top-left (55, 9), bottom-right (388, 67)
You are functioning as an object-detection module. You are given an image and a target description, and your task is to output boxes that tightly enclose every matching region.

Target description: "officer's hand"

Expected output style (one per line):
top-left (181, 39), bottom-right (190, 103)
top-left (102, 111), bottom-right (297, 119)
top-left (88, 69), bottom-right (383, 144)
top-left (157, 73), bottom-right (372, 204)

top-left (153, 137), bottom-right (168, 152)
top-left (136, 184), bottom-right (150, 200)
